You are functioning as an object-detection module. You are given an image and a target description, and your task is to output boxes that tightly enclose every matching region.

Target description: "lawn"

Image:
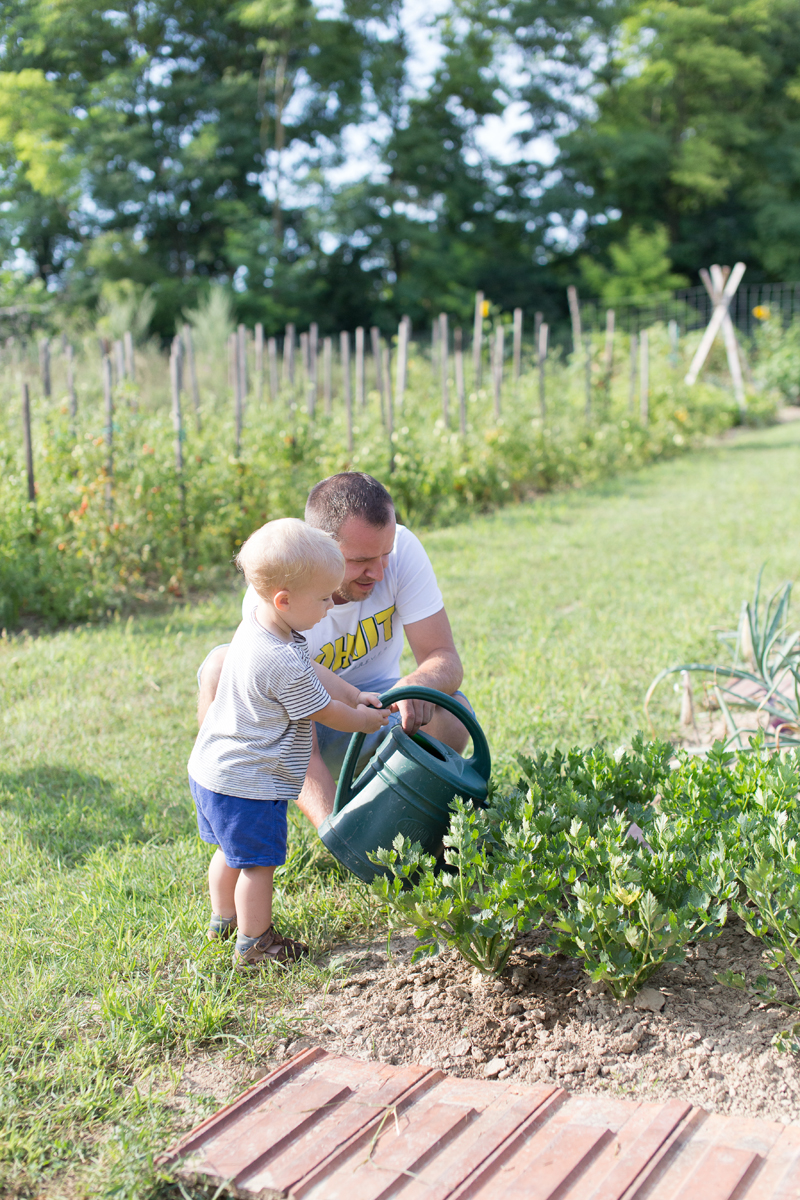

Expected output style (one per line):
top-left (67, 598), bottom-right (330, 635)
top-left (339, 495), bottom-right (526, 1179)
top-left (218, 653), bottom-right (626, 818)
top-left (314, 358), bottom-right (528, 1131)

top-left (2, 417), bottom-right (800, 1198)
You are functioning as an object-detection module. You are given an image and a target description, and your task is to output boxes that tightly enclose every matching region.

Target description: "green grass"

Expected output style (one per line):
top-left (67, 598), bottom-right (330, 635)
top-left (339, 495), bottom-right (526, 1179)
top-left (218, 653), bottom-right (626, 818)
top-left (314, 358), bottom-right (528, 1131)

top-left (2, 418), bottom-right (800, 1198)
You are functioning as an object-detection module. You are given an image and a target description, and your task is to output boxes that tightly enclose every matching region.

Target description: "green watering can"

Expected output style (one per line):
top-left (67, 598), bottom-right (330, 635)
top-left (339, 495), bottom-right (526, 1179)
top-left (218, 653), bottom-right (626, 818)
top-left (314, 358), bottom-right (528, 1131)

top-left (318, 685), bottom-right (491, 884)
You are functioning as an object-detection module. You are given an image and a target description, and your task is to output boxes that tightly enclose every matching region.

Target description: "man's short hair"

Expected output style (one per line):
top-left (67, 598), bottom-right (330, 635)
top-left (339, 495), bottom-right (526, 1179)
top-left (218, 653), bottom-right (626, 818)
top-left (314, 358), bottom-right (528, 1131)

top-left (236, 518), bottom-right (344, 597)
top-left (305, 473), bottom-right (395, 538)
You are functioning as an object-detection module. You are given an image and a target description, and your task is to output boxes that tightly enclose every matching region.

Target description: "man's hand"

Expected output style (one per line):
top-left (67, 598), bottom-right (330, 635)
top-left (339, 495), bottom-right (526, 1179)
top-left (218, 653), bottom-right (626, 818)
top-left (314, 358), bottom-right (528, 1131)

top-left (396, 696), bottom-right (436, 735)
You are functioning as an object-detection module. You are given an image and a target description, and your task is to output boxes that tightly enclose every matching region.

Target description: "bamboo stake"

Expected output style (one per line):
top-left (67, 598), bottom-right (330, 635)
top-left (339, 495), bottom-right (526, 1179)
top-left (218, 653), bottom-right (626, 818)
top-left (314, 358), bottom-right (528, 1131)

top-left (255, 322), bottom-right (264, 404)
top-left (383, 344), bottom-right (394, 473)
top-left (323, 336), bottom-right (332, 415)
top-left (629, 332), bottom-right (638, 413)
top-left (39, 339), bottom-right (51, 398)
top-left (123, 331), bottom-right (135, 382)
top-left (370, 326), bottom-right (385, 423)
top-left (472, 291), bottom-right (484, 387)
top-left (21, 380), bottom-right (35, 502)
top-left (103, 355), bottom-right (113, 518)
top-left (455, 327), bottom-right (466, 436)
top-left (493, 325), bottom-right (504, 417)
top-left (267, 336), bottom-right (278, 403)
top-left (512, 307), bottom-right (522, 385)
top-left (438, 312), bottom-right (449, 427)
top-left (355, 326), bottom-right (365, 409)
top-left (183, 323), bottom-right (201, 431)
top-left (66, 344), bottom-right (77, 425)
top-left (567, 285), bottom-right (582, 355)
top-left (604, 309), bottom-right (615, 383)
top-left (341, 331), bottom-right (353, 453)
top-left (538, 322), bottom-right (548, 420)
top-left (395, 317), bottom-right (409, 410)
top-left (640, 330), bottom-right (649, 425)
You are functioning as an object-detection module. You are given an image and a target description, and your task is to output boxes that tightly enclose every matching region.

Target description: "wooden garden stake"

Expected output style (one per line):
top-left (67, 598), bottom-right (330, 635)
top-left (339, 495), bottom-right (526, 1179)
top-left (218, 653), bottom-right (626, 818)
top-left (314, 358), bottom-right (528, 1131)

top-left (472, 291), bottom-right (484, 387)
top-left (309, 322), bottom-right (319, 409)
top-left (66, 344), bottom-right (77, 424)
top-left (584, 334), bottom-right (592, 420)
top-left (512, 307), bottom-right (522, 386)
top-left (183, 323), bottom-right (201, 431)
top-left (124, 331), bottom-right (135, 382)
top-left (431, 316), bottom-right (439, 375)
top-left (439, 312), bottom-right (449, 427)
top-left (567, 285), bottom-right (582, 355)
top-left (534, 310), bottom-right (543, 348)
top-left (355, 327), bottom-right (365, 409)
top-left (680, 670), bottom-right (695, 730)
top-left (605, 309), bottom-right (615, 382)
top-left (370, 326), bottom-right (385, 423)
top-left (341, 331), bottom-right (353, 452)
top-left (454, 327), bottom-right (466, 436)
top-left (39, 339), bottom-right (51, 398)
top-left (685, 261), bottom-right (746, 394)
top-left (300, 332), bottom-right (312, 415)
top-left (668, 319), bottom-right (679, 365)
top-left (538, 322), bottom-right (548, 420)
top-left (103, 354), bottom-right (113, 517)
top-left (493, 325), bottom-right (504, 417)
top-left (382, 344), bottom-right (394, 472)
top-left (323, 336), bottom-right (332, 415)
top-left (233, 337), bottom-right (243, 456)
top-left (282, 324), bottom-right (295, 396)
top-left (395, 317), bottom-right (408, 410)
top-left (170, 342), bottom-right (184, 475)
top-left (227, 332), bottom-right (236, 391)
top-left (255, 323), bottom-right (264, 404)
top-left (114, 339), bottom-right (126, 383)
top-left (639, 329), bottom-right (649, 425)
top-left (21, 381), bottom-right (35, 502)
top-left (268, 337), bottom-right (279, 403)
top-left (628, 332), bottom-right (638, 413)
top-left (699, 264), bottom-right (747, 411)
top-left (171, 334), bottom-right (183, 397)
top-left (237, 324), bottom-right (248, 405)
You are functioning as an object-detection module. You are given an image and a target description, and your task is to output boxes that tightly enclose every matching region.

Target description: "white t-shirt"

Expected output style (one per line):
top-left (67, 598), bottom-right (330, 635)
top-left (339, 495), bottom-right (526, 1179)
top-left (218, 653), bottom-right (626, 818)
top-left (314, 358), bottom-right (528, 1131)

top-left (242, 525), bottom-right (443, 691)
top-left (188, 612), bottom-right (330, 801)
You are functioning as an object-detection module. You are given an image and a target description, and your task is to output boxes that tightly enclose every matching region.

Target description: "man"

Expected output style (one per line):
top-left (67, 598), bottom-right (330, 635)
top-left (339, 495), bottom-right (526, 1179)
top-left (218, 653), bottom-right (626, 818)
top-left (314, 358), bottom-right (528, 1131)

top-left (197, 472), bottom-right (471, 829)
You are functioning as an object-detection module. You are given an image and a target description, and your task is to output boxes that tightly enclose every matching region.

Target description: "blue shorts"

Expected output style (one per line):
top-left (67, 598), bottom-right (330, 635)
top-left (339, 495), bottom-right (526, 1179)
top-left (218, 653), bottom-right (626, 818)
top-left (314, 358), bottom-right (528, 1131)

top-left (189, 775), bottom-right (288, 868)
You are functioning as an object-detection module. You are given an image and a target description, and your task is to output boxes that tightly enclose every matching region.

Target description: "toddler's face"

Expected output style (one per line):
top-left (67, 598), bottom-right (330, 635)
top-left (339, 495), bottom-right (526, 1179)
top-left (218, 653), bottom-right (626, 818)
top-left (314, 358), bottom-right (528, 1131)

top-left (283, 570), bottom-right (341, 631)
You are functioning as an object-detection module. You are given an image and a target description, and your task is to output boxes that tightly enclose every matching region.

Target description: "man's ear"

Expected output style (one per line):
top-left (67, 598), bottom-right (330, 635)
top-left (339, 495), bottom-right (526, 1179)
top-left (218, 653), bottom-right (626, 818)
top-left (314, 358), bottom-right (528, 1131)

top-left (273, 589), bottom-right (291, 612)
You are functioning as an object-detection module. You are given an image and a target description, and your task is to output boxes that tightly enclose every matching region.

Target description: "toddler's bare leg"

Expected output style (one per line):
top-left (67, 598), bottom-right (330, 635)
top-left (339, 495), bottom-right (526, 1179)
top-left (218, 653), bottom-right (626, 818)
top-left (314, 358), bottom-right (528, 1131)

top-left (235, 866), bottom-right (276, 938)
top-left (208, 847), bottom-right (238, 919)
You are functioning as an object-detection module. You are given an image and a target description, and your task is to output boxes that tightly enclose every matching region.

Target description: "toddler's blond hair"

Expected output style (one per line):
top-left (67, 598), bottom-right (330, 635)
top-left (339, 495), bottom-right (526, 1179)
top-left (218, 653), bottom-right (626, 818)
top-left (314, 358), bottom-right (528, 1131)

top-left (236, 518), bottom-right (344, 597)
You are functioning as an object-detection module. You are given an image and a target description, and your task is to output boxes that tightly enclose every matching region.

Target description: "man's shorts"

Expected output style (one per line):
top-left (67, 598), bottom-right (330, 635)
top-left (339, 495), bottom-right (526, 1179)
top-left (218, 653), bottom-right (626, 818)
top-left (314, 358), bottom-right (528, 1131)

top-left (189, 775), bottom-right (287, 868)
top-left (197, 647), bottom-right (473, 783)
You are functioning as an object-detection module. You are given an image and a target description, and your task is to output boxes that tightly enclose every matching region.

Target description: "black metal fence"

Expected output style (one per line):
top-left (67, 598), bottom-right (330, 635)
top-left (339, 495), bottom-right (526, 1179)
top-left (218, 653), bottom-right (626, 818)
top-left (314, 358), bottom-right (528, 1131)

top-left (579, 280), bottom-right (800, 339)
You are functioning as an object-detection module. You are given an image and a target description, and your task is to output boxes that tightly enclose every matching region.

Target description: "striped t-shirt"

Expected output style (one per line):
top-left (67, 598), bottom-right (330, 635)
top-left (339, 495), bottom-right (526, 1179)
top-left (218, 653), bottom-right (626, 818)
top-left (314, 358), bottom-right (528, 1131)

top-left (188, 611), bottom-right (330, 801)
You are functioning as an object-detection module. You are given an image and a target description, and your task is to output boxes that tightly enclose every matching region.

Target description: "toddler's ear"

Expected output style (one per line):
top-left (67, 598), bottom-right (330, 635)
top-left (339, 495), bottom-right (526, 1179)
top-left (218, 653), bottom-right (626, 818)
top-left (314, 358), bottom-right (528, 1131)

top-left (273, 589), bottom-right (291, 611)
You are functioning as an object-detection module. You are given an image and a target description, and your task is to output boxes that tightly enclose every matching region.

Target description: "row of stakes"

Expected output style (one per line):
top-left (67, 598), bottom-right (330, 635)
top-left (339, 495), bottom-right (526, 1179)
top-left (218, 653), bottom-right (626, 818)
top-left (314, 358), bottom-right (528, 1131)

top-left (18, 290), bottom-right (657, 515)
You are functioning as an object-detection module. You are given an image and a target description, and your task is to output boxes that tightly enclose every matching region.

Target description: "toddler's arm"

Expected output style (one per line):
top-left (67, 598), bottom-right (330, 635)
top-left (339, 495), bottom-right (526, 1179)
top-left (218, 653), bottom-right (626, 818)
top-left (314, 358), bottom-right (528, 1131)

top-left (311, 697), bottom-right (389, 734)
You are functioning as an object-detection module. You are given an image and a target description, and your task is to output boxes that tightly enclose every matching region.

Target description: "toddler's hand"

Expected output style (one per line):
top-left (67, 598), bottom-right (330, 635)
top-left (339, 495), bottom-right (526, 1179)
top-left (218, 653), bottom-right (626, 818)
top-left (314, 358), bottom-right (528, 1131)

top-left (357, 691), bottom-right (384, 709)
top-left (356, 703), bottom-right (389, 733)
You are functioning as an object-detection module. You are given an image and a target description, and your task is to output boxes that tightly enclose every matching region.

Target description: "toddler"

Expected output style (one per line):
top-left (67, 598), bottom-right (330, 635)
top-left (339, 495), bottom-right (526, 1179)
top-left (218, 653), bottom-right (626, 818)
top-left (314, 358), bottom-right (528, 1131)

top-left (188, 518), bottom-right (388, 968)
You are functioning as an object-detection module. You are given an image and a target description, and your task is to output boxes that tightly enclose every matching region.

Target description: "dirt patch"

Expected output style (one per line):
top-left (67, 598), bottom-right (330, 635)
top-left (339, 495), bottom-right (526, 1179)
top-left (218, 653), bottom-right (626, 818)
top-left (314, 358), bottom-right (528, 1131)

top-left (268, 916), bottom-right (800, 1125)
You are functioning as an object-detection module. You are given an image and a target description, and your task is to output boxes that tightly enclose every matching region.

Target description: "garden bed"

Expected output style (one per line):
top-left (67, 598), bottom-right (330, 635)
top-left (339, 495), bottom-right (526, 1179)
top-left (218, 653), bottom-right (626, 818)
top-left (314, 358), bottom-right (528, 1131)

top-left (275, 919), bottom-right (800, 1126)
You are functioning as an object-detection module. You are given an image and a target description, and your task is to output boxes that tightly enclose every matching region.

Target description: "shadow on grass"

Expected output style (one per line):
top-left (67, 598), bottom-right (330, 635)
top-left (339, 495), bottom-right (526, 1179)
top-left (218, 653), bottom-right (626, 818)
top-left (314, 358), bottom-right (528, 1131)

top-left (0, 764), bottom-right (179, 864)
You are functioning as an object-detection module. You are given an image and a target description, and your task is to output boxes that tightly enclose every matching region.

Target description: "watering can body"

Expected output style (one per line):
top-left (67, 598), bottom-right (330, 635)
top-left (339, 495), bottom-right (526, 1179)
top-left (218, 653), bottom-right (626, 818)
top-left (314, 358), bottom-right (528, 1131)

top-left (318, 686), bottom-right (491, 884)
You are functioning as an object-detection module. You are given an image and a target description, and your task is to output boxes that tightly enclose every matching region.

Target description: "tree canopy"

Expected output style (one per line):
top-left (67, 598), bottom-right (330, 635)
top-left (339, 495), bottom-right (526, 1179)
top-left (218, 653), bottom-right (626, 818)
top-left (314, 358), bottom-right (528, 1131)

top-left (0, 0), bottom-right (797, 335)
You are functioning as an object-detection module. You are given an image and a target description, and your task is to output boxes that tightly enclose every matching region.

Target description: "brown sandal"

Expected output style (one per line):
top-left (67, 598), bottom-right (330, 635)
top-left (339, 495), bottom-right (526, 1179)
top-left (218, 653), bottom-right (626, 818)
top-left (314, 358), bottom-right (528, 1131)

top-left (233, 925), bottom-right (309, 969)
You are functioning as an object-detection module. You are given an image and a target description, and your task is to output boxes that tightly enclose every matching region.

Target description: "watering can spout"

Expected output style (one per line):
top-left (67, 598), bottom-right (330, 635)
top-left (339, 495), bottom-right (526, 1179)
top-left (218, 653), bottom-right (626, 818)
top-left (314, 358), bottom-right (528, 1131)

top-left (318, 686), bottom-right (491, 884)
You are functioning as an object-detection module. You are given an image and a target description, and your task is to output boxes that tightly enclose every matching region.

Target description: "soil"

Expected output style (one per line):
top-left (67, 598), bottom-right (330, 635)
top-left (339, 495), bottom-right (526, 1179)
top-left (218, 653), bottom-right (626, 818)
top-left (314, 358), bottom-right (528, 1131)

top-left (268, 915), bottom-right (800, 1126)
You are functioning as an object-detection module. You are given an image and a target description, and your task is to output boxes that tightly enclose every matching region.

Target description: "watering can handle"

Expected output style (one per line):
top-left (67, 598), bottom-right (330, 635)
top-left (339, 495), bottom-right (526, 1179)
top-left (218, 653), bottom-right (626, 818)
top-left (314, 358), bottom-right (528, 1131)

top-left (333, 685), bottom-right (491, 816)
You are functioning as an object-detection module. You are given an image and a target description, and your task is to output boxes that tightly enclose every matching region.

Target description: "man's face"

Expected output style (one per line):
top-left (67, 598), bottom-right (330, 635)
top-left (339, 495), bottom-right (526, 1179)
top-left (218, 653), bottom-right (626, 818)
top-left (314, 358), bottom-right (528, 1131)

top-left (334, 515), bottom-right (396, 603)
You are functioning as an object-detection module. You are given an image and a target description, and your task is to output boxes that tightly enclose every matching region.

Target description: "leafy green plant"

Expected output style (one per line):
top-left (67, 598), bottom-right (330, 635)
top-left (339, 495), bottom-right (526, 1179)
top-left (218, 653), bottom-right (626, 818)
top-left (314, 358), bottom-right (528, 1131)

top-left (646, 569), bottom-right (800, 749)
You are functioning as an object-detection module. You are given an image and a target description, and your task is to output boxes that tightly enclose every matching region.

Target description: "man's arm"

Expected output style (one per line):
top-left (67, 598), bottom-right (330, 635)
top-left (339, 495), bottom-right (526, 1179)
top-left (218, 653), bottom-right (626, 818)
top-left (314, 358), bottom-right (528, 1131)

top-left (397, 607), bottom-right (463, 733)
